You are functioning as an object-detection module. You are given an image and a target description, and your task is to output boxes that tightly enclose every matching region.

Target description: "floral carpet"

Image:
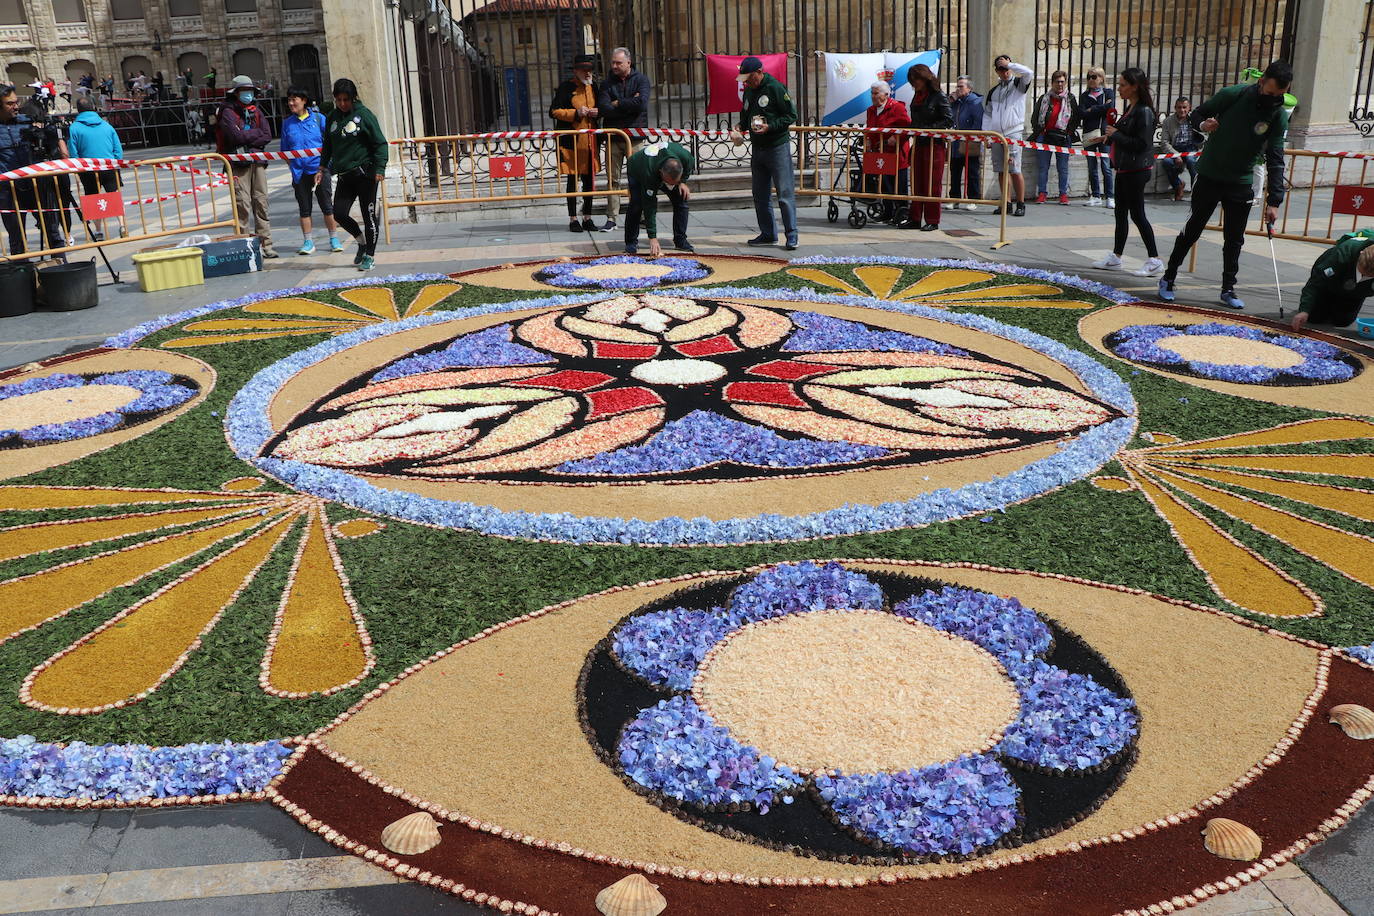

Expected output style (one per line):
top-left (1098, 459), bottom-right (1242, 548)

top-left (2, 254), bottom-right (1374, 915)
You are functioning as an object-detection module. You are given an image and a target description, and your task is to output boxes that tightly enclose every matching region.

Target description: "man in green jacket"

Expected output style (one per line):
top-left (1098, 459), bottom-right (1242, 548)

top-left (624, 140), bottom-right (696, 256)
top-left (735, 57), bottom-right (798, 250)
top-left (1289, 234), bottom-right (1374, 331)
top-left (321, 78), bottom-right (389, 270)
top-left (1159, 60), bottom-right (1292, 309)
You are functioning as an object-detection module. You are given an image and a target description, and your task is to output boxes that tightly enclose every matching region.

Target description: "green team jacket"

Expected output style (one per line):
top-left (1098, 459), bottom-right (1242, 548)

top-left (1190, 83), bottom-right (1287, 204)
top-left (739, 74), bottom-right (797, 149)
top-left (321, 102), bottom-right (389, 178)
top-left (1299, 236), bottom-right (1374, 318)
top-left (627, 141), bottom-right (695, 238)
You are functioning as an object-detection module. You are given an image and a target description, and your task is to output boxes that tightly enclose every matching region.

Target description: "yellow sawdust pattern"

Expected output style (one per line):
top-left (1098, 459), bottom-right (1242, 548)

top-left (1150, 465), bottom-right (1374, 590)
top-left (1127, 467), bottom-right (1317, 616)
top-left (0, 487), bottom-right (239, 511)
top-left (0, 512), bottom-right (265, 643)
top-left (161, 329), bottom-right (347, 348)
top-left (891, 269), bottom-right (995, 299)
top-left (0, 504), bottom-right (259, 564)
top-left (1167, 453), bottom-right (1374, 478)
top-left (784, 267), bottom-right (863, 296)
top-left (950, 298), bottom-right (1095, 310)
top-left (242, 297), bottom-right (378, 322)
top-left (180, 318), bottom-right (358, 333)
top-left (221, 477), bottom-right (266, 492)
top-left (334, 518), bottom-right (382, 537)
top-left (27, 514), bottom-right (297, 709)
top-left (338, 287), bottom-right (400, 321)
top-left (929, 283), bottom-right (1068, 302)
top-left (265, 510), bottom-right (368, 694)
top-left (1155, 462), bottom-right (1374, 522)
top-left (1092, 476), bottom-right (1134, 491)
top-left (402, 283), bottom-right (462, 318)
top-left (1151, 418), bottom-right (1374, 453)
top-left (852, 265), bottom-right (904, 299)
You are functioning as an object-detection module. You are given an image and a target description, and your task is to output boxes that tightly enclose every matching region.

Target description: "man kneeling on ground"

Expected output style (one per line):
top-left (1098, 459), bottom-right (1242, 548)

top-left (1290, 234), bottom-right (1374, 332)
top-left (625, 140), bottom-right (695, 257)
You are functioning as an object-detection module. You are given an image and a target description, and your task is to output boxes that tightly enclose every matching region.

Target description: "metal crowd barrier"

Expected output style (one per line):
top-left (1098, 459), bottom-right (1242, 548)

top-left (0, 153), bottom-right (240, 264)
top-left (792, 126), bottom-right (1012, 249)
top-left (383, 128), bottom-right (634, 243)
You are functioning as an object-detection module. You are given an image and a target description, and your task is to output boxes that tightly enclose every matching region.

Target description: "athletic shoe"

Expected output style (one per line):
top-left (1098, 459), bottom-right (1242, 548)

top-left (920, 223), bottom-right (939, 232)
top-left (1035, 192), bottom-right (1047, 204)
top-left (353, 246), bottom-right (366, 266)
top-left (329, 237), bottom-right (343, 253)
top-left (961, 203), bottom-right (978, 211)
top-left (262, 248), bottom-right (279, 259)
top-left (783, 237), bottom-right (798, 251)
top-left (1219, 289), bottom-right (1245, 309)
top-left (1013, 202), bottom-right (1026, 217)
top-left (746, 235), bottom-right (777, 246)
top-left (1082, 196), bottom-right (1100, 207)
top-left (624, 245), bottom-right (639, 255)
top-left (1103, 198), bottom-right (1114, 208)
top-left (1059, 193), bottom-right (1070, 205)
top-left (941, 202), bottom-right (956, 210)
top-left (569, 220), bottom-right (582, 232)
top-left (1157, 278), bottom-right (1176, 302)
top-left (600, 219), bottom-right (617, 232)
top-left (673, 239), bottom-right (695, 253)
top-left (1134, 257), bottom-right (1164, 277)
top-left (298, 239), bottom-right (315, 255)
top-left (358, 254), bottom-right (375, 271)
top-left (580, 217), bottom-right (597, 232)
top-left (1092, 253), bottom-right (1123, 270)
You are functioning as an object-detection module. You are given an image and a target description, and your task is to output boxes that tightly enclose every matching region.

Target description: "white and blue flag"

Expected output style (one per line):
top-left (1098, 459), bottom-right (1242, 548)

top-left (886, 49), bottom-right (943, 108)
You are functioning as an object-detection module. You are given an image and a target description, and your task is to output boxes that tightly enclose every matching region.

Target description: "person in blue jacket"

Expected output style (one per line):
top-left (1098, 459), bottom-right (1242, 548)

top-left (67, 95), bottom-right (126, 240)
top-left (281, 86), bottom-right (340, 255)
top-left (946, 76), bottom-right (983, 210)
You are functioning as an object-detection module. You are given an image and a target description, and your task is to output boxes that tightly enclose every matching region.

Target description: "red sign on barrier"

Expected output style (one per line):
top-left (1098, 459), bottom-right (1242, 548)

top-left (489, 156), bottom-right (527, 180)
top-left (862, 151), bottom-right (900, 175)
top-left (80, 191), bottom-right (124, 220)
top-left (1332, 185), bottom-right (1374, 217)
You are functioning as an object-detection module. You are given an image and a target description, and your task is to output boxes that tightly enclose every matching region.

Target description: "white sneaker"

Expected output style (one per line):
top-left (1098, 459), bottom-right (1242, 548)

top-left (1082, 196), bottom-right (1100, 207)
top-left (961, 203), bottom-right (978, 211)
top-left (941, 202), bottom-right (956, 210)
top-left (1133, 257), bottom-right (1164, 277)
top-left (1092, 253), bottom-right (1123, 270)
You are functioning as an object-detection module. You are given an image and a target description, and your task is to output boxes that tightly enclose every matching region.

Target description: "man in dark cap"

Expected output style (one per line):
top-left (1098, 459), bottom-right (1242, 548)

top-left (735, 56), bottom-right (798, 250)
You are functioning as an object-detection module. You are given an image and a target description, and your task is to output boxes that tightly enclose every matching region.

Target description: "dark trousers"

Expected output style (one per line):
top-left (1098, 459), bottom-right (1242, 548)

top-left (333, 168), bottom-right (379, 256)
top-left (1112, 170), bottom-right (1159, 258)
top-left (1305, 294), bottom-right (1366, 327)
top-left (1164, 175), bottom-right (1253, 289)
top-left (565, 173), bottom-right (593, 217)
top-left (949, 153), bottom-right (982, 200)
top-left (624, 175), bottom-right (689, 248)
top-left (0, 181), bottom-right (65, 254)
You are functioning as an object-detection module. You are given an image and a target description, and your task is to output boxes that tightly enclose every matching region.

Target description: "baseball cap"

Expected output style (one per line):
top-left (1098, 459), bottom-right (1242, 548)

top-left (736, 56), bottom-right (764, 81)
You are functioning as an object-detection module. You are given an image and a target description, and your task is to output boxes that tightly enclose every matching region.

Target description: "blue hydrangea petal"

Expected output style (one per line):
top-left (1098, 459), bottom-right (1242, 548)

top-left (611, 606), bottom-right (733, 691)
top-left (616, 696), bottom-right (802, 812)
top-left (728, 561), bottom-right (884, 624)
top-left (19, 411), bottom-right (125, 443)
top-left (814, 754), bottom-right (1020, 856)
top-left (782, 311), bottom-right (968, 356)
top-left (998, 660), bottom-right (1139, 771)
top-left (122, 384), bottom-right (196, 414)
top-left (371, 324), bottom-right (551, 382)
top-left (1344, 644), bottom-right (1374, 665)
top-left (893, 586), bottom-right (1051, 673)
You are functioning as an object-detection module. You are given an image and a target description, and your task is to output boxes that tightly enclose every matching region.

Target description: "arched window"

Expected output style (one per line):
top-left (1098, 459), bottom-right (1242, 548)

top-left (65, 58), bottom-right (95, 85)
top-left (110, 0), bottom-right (142, 19)
top-left (0, 0), bottom-right (27, 25)
top-left (231, 48), bottom-right (265, 83)
top-left (51, 0), bottom-right (86, 23)
top-left (224, 0), bottom-right (256, 12)
top-left (7, 62), bottom-right (39, 88)
top-left (178, 52), bottom-right (209, 81)
top-left (287, 44), bottom-right (321, 105)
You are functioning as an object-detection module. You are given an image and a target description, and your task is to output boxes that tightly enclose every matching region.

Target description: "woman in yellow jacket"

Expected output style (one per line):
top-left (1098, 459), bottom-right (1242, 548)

top-left (550, 54), bottom-right (602, 232)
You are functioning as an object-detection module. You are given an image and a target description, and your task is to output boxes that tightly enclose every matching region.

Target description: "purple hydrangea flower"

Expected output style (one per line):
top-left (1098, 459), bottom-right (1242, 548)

top-left (536, 256), bottom-right (711, 290)
top-left (0, 371), bottom-right (197, 445)
top-left (371, 324), bottom-right (552, 382)
top-left (894, 586), bottom-right (1052, 673)
top-left (1344, 644), bottom-right (1374, 666)
top-left (1106, 323), bottom-right (1356, 385)
top-left (782, 312), bottom-right (969, 356)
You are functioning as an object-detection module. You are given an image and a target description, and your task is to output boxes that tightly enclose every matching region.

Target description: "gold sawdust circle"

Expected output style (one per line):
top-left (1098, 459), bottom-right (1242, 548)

top-left (1152, 335), bottom-right (1304, 369)
top-left (0, 384), bottom-right (142, 429)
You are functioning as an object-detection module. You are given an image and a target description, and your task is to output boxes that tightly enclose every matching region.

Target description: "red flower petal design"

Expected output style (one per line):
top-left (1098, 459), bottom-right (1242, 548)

top-left (673, 335), bottom-right (741, 357)
top-left (748, 360), bottom-right (844, 381)
top-left (723, 381), bottom-right (809, 409)
top-left (585, 386), bottom-right (666, 419)
top-left (511, 370), bottom-right (615, 392)
top-left (593, 342), bottom-right (662, 360)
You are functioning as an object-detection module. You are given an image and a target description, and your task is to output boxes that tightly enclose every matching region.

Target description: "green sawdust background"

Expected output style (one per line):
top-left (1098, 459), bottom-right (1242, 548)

top-left (2, 268), bottom-right (1372, 746)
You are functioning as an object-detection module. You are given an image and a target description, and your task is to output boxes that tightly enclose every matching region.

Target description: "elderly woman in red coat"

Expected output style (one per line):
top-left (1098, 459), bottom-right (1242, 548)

top-left (865, 80), bottom-right (910, 223)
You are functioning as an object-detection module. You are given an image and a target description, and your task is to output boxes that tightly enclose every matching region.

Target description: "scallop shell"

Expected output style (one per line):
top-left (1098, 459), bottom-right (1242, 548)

top-left (595, 874), bottom-right (667, 916)
top-left (380, 811), bottom-right (441, 855)
top-left (1202, 818), bottom-right (1262, 861)
top-left (1330, 703), bottom-right (1374, 740)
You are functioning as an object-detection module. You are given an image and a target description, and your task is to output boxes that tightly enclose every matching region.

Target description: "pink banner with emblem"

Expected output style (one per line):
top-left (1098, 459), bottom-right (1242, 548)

top-left (705, 54), bottom-right (789, 115)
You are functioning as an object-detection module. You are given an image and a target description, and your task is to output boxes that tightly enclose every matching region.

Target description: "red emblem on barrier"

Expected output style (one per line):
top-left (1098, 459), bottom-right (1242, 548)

top-left (1332, 185), bottom-right (1374, 217)
top-left (489, 156), bottom-right (527, 180)
top-left (80, 191), bottom-right (124, 220)
top-left (863, 152), bottom-right (900, 175)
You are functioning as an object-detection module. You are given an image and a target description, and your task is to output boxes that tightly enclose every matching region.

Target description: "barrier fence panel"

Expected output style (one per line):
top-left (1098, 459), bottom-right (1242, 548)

top-left (382, 128), bottom-right (633, 242)
top-left (792, 126), bottom-right (1010, 248)
top-left (0, 153), bottom-right (240, 263)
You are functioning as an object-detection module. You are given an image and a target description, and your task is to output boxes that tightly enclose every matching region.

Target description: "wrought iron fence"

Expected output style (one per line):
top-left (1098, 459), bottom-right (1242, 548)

top-left (1352, 0), bottom-right (1374, 136)
top-left (1034, 0), bottom-right (1299, 116)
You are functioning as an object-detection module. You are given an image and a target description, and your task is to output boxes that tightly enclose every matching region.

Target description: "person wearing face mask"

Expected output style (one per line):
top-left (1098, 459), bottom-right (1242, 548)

top-left (216, 75), bottom-right (276, 258)
top-left (1031, 70), bottom-right (1080, 205)
top-left (550, 54), bottom-right (602, 233)
top-left (864, 79), bottom-right (910, 224)
top-left (1157, 59), bottom-right (1293, 309)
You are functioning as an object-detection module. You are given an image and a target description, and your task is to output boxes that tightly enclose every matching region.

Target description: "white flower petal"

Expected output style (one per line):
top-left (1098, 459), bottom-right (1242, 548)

top-left (863, 385), bottom-right (1012, 408)
top-left (373, 404), bottom-right (514, 438)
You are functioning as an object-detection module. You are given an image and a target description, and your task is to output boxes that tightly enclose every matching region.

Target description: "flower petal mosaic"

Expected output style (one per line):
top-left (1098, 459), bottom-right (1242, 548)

top-left (3, 262), bottom-right (1374, 916)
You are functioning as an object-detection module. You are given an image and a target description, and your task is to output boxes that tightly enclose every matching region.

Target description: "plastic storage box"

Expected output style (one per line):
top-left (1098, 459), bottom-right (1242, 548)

top-left (132, 246), bottom-right (204, 293)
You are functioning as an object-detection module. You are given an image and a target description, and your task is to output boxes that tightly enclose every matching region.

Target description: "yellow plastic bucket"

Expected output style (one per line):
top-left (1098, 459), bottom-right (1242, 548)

top-left (132, 247), bottom-right (205, 293)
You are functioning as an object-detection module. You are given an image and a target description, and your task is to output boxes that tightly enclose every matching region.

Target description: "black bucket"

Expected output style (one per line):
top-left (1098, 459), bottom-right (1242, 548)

top-left (37, 259), bottom-right (98, 312)
top-left (0, 262), bottom-right (35, 318)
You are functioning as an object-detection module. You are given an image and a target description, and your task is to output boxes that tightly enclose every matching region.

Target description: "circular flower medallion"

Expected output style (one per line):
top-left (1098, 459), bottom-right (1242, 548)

top-left (231, 290), bottom-right (1135, 544)
top-left (535, 256), bottom-right (712, 290)
top-left (586, 562), bottom-right (1139, 862)
top-left (1105, 322), bottom-right (1360, 385)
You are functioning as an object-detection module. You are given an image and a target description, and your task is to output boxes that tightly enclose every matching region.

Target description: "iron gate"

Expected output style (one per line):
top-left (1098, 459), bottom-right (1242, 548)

top-left (1353, 0), bottom-right (1374, 135)
top-left (1034, 0), bottom-right (1299, 115)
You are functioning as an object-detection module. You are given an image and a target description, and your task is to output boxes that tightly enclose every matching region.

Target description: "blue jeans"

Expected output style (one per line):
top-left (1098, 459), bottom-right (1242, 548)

top-left (1162, 153), bottom-right (1199, 189)
top-left (1035, 137), bottom-right (1070, 196)
top-left (750, 141), bottom-right (797, 242)
top-left (1087, 151), bottom-right (1114, 198)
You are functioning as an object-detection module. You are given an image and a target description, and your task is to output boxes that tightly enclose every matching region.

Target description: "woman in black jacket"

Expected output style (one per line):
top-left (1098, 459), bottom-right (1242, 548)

top-left (899, 64), bottom-right (954, 231)
top-left (1093, 68), bottom-right (1162, 276)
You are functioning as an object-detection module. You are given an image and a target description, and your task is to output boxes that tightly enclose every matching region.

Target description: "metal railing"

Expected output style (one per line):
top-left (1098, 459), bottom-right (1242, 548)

top-left (0, 153), bottom-right (240, 264)
top-left (792, 126), bottom-right (1012, 249)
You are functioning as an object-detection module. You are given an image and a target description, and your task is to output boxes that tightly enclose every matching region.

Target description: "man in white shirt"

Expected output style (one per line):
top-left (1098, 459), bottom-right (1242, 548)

top-left (982, 55), bottom-right (1033, 217)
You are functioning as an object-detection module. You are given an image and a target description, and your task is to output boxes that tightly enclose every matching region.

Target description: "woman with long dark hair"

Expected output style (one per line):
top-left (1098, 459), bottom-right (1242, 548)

top-left (1093, 67), bottom-right (1162, 276)
top-left (899, 63), bottom-right (953, 231)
